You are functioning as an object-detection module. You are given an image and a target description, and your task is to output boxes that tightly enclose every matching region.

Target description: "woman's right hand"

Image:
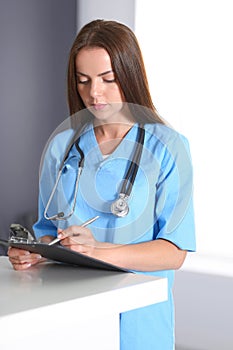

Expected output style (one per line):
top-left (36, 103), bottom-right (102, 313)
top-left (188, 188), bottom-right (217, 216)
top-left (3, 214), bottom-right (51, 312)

top-left (8, 247), bottom-right (43, 270)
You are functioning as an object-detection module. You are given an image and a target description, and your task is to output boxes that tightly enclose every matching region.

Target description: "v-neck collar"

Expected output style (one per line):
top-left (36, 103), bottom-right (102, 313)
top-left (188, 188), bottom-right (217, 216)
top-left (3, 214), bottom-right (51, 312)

top-left (70, 122), bottom-right (140, 168)
top-left (89, 123), bottom-right (139, 160)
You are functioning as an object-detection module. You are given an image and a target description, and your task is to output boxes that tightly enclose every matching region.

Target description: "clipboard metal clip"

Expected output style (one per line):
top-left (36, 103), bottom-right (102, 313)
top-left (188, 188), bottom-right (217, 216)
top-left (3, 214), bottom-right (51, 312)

top-left (9, 224), bottom-right (36, 244)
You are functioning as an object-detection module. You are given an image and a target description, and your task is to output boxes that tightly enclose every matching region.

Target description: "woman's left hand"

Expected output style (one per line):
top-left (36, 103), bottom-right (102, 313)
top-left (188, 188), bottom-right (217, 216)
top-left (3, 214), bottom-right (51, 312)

top-left (58, 226), bottom-right (99, 256)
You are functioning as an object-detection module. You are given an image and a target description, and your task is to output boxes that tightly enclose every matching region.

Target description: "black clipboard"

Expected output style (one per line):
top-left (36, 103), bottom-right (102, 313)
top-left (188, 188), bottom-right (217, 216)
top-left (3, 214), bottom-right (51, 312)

top-left (0, 239), bottom-right (128, 272)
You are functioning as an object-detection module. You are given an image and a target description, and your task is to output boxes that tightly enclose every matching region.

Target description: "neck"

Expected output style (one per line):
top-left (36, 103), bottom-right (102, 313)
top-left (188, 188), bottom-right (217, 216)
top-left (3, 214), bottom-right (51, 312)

top-left (94, 121), bottom-right (134, 140)
top-left (93, 122), bottom-right (135, 155)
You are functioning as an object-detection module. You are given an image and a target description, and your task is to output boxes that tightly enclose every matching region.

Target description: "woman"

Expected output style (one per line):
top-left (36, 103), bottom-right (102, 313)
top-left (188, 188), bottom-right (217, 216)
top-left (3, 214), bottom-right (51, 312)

top-left (8, 20), bottom-right (195, 349)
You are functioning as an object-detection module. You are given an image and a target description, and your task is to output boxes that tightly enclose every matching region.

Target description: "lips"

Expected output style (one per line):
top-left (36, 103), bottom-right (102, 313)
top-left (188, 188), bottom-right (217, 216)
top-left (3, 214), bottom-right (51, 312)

top-left (92, 103), bottom-right (107, 111)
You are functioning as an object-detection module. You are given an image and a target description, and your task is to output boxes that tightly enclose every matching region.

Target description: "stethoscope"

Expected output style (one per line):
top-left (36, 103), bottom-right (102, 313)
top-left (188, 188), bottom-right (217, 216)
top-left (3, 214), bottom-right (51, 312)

top-left (44, 123), bottom-right (145, 220)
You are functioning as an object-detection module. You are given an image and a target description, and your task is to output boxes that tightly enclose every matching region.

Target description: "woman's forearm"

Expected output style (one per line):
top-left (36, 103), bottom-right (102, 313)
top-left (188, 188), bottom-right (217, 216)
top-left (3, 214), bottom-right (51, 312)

top-left (95, 239), bottom-right (187, 272)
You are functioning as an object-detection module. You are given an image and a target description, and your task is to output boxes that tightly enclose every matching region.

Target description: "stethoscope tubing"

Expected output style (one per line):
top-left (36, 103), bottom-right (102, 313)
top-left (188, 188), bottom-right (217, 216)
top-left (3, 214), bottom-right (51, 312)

top-left (120, 124), bottom-right (145, 196)
top-left (44, 123), bottom-right (145, 220)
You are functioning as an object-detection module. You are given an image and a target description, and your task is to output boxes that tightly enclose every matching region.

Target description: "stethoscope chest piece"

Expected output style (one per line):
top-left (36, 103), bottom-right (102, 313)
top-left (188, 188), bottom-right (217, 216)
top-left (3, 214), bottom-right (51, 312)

top-left (44, 124), bottom-right (145, 221)
top-left (111, 193), bottom-right (129, 217)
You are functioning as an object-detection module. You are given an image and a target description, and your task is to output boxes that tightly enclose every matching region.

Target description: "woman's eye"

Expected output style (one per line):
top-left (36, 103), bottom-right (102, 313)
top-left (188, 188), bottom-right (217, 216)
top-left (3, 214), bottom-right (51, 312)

top-left (77, 79), bottom-right (89, 85)
top-left (104, 78), bottom-right (116, 83)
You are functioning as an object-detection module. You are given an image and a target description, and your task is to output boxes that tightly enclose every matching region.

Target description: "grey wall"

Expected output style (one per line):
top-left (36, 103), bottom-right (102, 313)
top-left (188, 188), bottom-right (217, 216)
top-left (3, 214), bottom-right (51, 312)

top-left (0, 0), bottom-right (76, 254)
top-left (77, 0), bottom-right (135, 31)
top-left (174, 270), bottom-right (233, 350)
top-left (0, 0), bottom-right (136, 255)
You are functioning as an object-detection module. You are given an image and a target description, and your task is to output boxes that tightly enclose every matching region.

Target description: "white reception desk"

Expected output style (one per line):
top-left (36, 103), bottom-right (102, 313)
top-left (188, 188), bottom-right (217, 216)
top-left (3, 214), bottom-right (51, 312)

top-left (0, 257), bottom-right (167, 350)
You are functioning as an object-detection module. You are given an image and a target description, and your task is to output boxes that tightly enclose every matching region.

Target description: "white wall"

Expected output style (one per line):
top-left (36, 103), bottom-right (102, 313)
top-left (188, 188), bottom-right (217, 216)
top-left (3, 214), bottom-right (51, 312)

top-left (135, 0), bottom-right (233, 259)
top-left (135, 1), bottom-right (233, 349)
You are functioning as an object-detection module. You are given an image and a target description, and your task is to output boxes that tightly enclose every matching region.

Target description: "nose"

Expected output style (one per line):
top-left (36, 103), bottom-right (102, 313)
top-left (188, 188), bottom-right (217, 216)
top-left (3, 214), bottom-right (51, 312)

top-left (90, 79), bottom-right (103, 98)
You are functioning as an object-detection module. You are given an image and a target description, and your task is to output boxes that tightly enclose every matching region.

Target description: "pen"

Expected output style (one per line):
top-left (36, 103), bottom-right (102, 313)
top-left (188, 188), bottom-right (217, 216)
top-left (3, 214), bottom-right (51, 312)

top-left (48, 215), bottom-right (100, 246)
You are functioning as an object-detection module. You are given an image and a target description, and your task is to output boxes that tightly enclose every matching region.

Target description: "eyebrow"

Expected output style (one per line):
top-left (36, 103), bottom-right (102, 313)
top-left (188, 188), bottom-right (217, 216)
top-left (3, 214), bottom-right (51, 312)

top-left (76, 70), bottom-right (114, 77)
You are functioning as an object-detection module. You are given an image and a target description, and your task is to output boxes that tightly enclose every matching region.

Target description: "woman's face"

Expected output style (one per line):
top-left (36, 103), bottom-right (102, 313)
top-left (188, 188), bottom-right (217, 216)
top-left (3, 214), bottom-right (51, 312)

top-left (75, 47), bottom-right (126, 123)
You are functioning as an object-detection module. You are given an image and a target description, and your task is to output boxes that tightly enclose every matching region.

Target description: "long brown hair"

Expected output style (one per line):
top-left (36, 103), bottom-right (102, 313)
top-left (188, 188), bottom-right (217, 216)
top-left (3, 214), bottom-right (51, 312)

top-left (67, 19), bottom-right (164, 124)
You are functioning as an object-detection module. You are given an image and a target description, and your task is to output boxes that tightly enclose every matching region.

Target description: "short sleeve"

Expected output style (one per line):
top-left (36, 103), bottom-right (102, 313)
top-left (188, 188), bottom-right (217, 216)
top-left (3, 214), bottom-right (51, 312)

top-left (33, 193), bottom-right (57, 239)
top-left (154, 133), bottom-right (196, 251)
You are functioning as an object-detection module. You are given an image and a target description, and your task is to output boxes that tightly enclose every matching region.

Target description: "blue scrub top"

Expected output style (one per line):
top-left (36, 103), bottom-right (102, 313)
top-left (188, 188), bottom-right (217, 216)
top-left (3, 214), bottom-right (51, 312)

top-left (34, 122), bottom-right (196, 350)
